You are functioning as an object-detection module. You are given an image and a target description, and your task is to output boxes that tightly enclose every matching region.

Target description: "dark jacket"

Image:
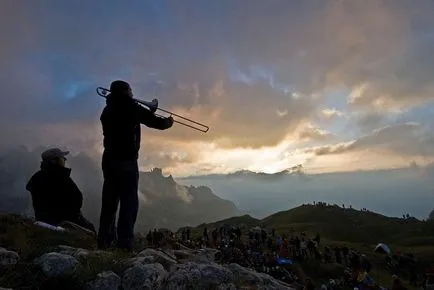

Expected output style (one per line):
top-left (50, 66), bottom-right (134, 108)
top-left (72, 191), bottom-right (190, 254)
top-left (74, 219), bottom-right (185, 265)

top-left (100, 94), bottom-right (172, 160)
top-left (26, 163), bottom-right (83, 225)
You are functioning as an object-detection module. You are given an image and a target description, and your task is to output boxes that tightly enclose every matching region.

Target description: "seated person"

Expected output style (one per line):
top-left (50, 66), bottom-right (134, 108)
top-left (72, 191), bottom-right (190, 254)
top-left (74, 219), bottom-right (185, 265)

top-left (26, 148), bottom-right (95, 234)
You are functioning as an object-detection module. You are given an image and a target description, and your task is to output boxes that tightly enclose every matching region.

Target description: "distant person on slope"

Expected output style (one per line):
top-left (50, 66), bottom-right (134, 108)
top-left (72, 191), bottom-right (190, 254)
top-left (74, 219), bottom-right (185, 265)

top-left (97, 80), bottom-right (173, 251)
top-left (26, 148), bottom-right (96, 233)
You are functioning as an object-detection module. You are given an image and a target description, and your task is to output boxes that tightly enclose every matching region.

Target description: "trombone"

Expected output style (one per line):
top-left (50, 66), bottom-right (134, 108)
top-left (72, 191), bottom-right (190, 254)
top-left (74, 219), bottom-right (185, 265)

top-left (96, 87), bottom-right (209, 133)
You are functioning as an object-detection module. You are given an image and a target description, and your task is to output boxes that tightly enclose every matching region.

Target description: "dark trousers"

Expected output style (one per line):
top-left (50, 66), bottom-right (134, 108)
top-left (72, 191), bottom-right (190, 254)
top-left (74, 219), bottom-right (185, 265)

top-left (97, 151), bottom-right (139, 250)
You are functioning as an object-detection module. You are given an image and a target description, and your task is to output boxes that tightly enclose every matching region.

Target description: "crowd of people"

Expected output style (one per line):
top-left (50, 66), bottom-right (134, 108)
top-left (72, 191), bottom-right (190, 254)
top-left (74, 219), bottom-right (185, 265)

top-left (142, 223), bottom-right (426, 290)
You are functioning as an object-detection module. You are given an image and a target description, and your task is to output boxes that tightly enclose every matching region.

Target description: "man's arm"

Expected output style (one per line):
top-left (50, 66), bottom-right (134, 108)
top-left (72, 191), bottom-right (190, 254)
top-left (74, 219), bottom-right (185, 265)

top-left (135, 104), bottom-right (173, 130)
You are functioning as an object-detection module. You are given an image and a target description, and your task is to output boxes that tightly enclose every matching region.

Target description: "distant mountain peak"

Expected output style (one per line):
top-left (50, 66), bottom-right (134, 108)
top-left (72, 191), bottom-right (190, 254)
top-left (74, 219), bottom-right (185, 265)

top-left (150, 167), bottom-right (163, 176)
top-left (229, 165), bottom-right (303, 177)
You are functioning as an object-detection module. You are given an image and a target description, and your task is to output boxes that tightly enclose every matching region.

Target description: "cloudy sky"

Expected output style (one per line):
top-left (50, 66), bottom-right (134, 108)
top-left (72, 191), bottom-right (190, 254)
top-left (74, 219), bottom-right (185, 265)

top-left (2, 0), bottom-right (434, 177)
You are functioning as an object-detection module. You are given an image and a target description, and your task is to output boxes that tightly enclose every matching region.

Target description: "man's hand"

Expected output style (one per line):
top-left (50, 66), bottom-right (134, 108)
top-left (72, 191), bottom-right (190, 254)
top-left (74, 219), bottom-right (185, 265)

top-left (166, 116), bottom-right (174, 128)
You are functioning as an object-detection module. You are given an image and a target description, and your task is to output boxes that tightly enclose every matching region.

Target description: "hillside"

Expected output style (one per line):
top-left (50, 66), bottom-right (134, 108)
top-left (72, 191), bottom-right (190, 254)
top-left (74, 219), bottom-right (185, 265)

top-left (182, 204), bottom-right (434, 289)
top-left (135, 168), bottom-right (243, 231)
top-left (261, 204), bottom-right (434, 247)
top-left (186, 204), bottom-right (434, 260)
top-left (178, 166), bottom-right (434, 220)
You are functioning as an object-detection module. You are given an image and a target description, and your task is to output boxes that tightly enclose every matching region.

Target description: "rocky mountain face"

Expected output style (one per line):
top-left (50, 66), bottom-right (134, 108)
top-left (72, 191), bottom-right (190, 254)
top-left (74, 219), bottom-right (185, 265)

top-left (0, 147), bottom-right (242, 233)
top-left (135, 168), bottom-right (242, 231)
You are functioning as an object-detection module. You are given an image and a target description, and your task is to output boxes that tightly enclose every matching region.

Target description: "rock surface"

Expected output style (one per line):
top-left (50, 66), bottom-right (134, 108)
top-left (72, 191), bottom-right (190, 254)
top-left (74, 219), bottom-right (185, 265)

top-left (122, 263), bottom-right (168, 290)
top-left (164, 261), bottom-right (234, 289)
top-left (0, 247), bottom-right (19, 267)
top-left (3, 244), bottom-right (294, 290)
top-left (191, 248), bottom-right (221, 264)
top-left (135, 248), bottom-right (178, 270)
top-left (54, 244), bottom-right (91, 258)
top-left (84, 271), bottom-right (121, 290)
top-left (228, 263), bottom-right (294, 289)
top-left (33, 252), bottom-right (79, 278)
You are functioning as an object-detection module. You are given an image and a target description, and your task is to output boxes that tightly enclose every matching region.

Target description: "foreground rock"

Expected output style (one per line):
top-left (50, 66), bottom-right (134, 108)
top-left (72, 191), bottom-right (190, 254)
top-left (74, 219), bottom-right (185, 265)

top-left (54, 245), bottom-right (91, 258)
top-left (0, 247), bottom-right (20, 268)
top-left (123, 263), bottom-right (167, 290)
top-left (191, 248), bottom-right (221, 264)
top-left (229, 263), bottom-right (293, 289)
top-left (164, 261), bottom-right (234, 289)
top-left (84, 271), bottom-right (121, 290)
top-left (134, 248), bottom-right (178, 270)
top-left (2, 245), bottom-right (294, 290)
top-left (33, 252), bottom-right (79, 278)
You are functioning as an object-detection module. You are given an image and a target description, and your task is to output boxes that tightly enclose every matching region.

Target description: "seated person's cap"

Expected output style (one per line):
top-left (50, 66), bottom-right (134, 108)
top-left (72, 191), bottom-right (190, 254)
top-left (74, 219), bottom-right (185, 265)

top-left (41, 148), bottom-right (69, 161)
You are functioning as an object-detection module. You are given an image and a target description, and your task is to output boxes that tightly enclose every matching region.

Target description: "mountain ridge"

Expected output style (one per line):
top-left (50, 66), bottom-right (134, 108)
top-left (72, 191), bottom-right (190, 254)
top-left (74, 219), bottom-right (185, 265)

top-left (184, 204), bottom-right (434, 247)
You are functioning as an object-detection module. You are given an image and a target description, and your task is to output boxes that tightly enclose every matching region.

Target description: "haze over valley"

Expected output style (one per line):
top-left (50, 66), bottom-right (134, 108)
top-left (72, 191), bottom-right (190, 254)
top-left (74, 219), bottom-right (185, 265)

top-left (179, 166), bottom-right (434, 220)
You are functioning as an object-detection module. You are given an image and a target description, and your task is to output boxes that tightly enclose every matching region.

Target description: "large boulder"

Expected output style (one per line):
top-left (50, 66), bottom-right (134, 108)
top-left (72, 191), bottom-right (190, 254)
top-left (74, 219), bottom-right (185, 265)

top-left (164, 261), bottom-right (234, 290)
top-left (228, 263), bottom-right (294, 289)
top-left (53, 245), bottom-right (112, 260)
top-left (33, 252), bottom-right (79, 278)
top-left (191, 248), bottom-right (221, 264)
top-left (173, 250), bottom-right (192, 260)
top-left (0, 247), bottom-right (19, 268)
top-left (135, 248), bottom-right (178, 270)
top-left (53, 245), bottom-right (90, 258)
top-left (84, 271), bottom-right (121, 290)
top-left (122, 263), bottom-right (168, 290)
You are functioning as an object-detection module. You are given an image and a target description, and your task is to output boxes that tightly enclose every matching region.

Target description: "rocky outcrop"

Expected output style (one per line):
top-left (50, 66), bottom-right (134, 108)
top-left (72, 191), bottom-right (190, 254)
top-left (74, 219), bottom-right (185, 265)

top-left (165, 261), bottom-right (235, 290)
top-left (33, 252), bottom-right (79, 278)
top-left (0, 247), bottom-right (19, 268)
top-left (0, 245), bottom-right (295, 290)
top-left (84, 271), bottom-right (121, 290)
top-left (137, 168), bottom-right (243, 231)
top-left (123, 263), bottom-right (168, 290)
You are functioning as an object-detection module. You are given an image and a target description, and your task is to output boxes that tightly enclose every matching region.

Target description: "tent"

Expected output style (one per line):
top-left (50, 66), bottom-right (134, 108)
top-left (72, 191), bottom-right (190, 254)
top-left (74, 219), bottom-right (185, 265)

top-left (374, 243), bottom-right (391, 254)
top-left (276, 255), bottom-right (293, 265)
top-left (249, 226), bottom-right (265, 233)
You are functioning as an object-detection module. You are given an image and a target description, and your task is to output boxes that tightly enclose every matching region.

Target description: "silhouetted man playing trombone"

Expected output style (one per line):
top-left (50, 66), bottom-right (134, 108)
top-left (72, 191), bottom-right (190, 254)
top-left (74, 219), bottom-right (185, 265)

top-left (97, 80), bottom-right (173, 251)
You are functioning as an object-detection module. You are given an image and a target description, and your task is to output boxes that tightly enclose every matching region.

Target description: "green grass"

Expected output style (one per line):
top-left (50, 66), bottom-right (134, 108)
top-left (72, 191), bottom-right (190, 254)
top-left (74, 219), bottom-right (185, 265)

top-left (260, 205), bottom-right (434, 246)
top-left (0, 214), bottom-right (134, 289)
top-left (181, 205), bottom-right (434, 289)
top-left (191, 204), bottom-right (434, 250)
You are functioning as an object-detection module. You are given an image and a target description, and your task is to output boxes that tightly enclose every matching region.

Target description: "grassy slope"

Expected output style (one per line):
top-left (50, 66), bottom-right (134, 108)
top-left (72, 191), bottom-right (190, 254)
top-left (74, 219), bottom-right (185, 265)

top-left (192, 204), bottom-right (434, 248)
top-left (262, 205), bottom-right (434, 246)
top-left (184, 205), bottom-right (434, 289)
top-left (0, 214), bottom-right (132, 290)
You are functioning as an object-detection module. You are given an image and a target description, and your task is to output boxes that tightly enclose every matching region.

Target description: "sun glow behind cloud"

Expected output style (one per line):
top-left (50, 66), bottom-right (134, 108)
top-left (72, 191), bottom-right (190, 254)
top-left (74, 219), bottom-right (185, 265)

top-left (2, 1), bottom-right (434, 177)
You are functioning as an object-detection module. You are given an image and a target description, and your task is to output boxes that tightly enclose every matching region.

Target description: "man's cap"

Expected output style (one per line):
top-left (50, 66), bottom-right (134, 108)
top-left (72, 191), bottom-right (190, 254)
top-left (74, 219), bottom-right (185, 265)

top-left (41, 148), bottom-right (69, 161)
top-left (110, 80), bottom-right (131, 93)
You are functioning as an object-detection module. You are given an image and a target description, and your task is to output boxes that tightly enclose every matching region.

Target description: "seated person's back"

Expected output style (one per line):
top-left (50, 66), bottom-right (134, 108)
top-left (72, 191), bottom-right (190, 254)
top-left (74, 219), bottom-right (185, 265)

top-left (26, 148), bottom-right (95, 233)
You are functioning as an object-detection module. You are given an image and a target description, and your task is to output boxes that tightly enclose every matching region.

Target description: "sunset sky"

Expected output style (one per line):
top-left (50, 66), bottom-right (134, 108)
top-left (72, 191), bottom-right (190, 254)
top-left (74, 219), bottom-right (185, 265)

top-left (1, 0), bottom-right (434, 177)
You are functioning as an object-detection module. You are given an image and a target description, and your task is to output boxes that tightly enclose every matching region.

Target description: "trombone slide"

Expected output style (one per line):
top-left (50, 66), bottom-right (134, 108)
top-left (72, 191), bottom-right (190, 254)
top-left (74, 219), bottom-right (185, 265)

top-left (96, 87), bottom-right (209, 133)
